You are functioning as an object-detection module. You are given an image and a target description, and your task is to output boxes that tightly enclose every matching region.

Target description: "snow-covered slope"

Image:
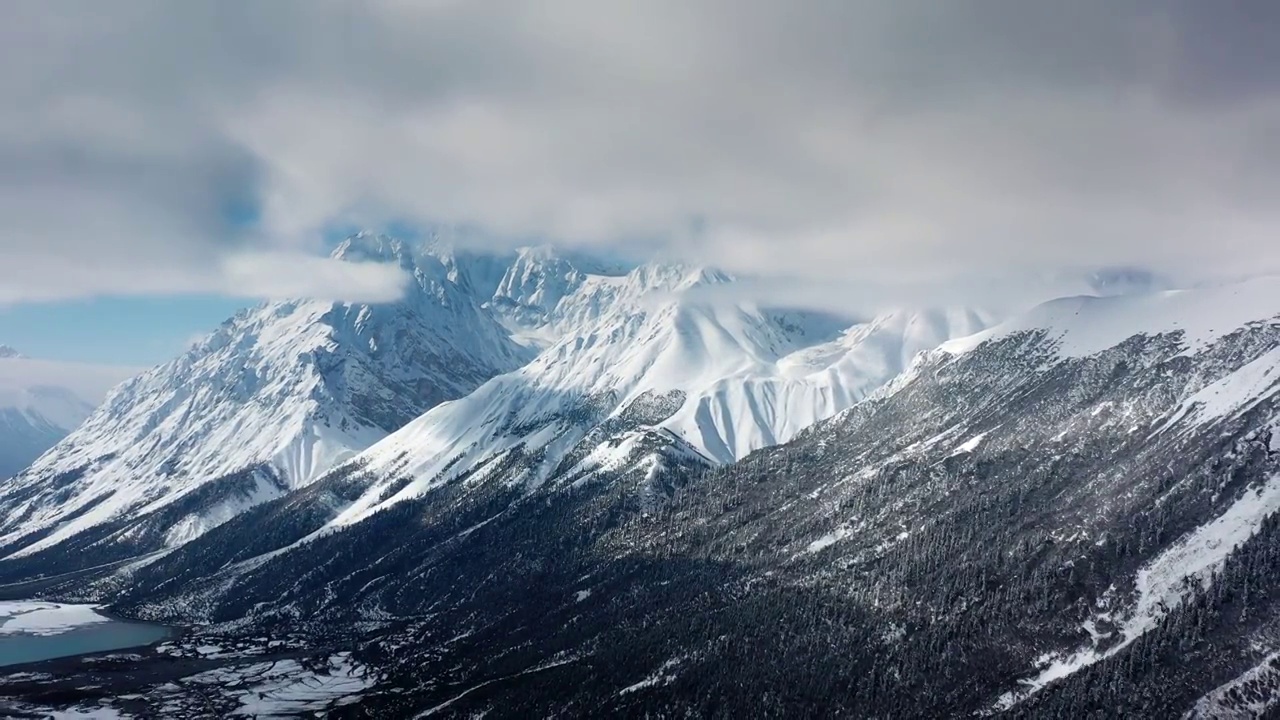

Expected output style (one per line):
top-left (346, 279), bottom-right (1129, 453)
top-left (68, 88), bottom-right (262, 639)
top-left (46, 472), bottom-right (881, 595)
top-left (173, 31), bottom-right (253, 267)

top-left (0, 239), bottom-right (988, 572)
top-left (0, 350), bottom-right (137, 478)
top-left (670, 307), bottom-right (990, 461)
top-left (315, 260), bottom-right (989, 530)
top-left (941, 276), bottom-right (1280, 359)
top-left (0, 234), bottom-right (531, 558)
top-left (486, 245), bottom-right (637, 349)
top-left (73, 276), bottom-right (1280, 718)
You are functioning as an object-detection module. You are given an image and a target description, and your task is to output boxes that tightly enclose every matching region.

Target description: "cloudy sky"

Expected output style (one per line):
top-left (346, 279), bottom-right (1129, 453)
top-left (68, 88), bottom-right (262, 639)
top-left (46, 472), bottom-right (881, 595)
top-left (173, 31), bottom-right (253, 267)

top-left (2, 0), bottom-right (1279, 362)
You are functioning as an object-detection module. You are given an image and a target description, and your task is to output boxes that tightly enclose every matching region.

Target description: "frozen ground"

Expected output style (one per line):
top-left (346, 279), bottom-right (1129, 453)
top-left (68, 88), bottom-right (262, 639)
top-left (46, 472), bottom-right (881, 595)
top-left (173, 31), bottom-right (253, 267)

top-left (0, 637), bottom-right (374, 719)
top-left (0, 601), bottom-right (109, 636)
top-left (153, 652), bottom-right (373, 718)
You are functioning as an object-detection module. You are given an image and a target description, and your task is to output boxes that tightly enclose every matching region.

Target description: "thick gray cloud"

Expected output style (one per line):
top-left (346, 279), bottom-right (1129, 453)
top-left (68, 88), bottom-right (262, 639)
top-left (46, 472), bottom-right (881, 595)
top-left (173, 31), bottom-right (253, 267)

top-left (2, 0), bottom-right (1278, 307)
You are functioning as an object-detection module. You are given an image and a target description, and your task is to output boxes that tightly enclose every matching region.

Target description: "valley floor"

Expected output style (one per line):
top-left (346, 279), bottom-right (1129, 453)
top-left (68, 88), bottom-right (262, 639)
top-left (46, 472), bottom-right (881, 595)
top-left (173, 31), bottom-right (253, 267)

top-left (0, 629), bottom-right (370, 719)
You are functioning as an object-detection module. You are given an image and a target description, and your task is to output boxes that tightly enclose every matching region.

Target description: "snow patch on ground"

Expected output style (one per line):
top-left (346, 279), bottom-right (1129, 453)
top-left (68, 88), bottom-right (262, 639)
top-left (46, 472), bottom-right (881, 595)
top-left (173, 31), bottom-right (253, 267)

top-left (619, 656), bottom-right (685, 695)
top-left (996, 473), bottom-right (1280, 710)
top-left (948, 432), bottom-right (988, 457)
top-left (806, 525), bottom-right (851, 554)
top-left (1184, 651), bottom-right (1280, 719)
top-left (159, 468), bottom-right (290, 548)
top-left (0, 601), bottom-right (109, 636)
top-left (1153, 346), bottom-right (1280, 438)
top-left (576, 432), bottom-right (652, 475)
top-left (157, 653), bottom-right (372, 717)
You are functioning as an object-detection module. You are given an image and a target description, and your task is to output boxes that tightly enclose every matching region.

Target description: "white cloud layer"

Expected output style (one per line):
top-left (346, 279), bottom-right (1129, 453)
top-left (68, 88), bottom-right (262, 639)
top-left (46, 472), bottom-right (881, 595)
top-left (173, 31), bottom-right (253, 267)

top-left (2, 0), bottom-right (1278, 306)
top-left (219, 252), bottom-right (409, 304)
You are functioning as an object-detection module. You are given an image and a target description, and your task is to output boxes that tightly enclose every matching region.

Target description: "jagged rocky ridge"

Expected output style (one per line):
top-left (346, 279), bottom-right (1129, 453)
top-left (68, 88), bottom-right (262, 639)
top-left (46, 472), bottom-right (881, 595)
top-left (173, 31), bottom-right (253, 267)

top-left (0, 233), bottom-right (533, 571)
top-left (0, 235), bottom-right (986, 581)
top-left (6, 277), bottom-right (1278, 718)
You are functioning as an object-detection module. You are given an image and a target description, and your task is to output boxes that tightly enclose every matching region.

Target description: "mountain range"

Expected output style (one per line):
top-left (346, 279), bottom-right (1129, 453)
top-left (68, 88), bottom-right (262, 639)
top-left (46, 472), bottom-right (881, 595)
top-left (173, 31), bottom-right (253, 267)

top-left (0, 234), bottom-right (986, 572)
top-left (1, 235), bottom-right (1278, 719)
top-left (0, 346), bottom-right (137, 480)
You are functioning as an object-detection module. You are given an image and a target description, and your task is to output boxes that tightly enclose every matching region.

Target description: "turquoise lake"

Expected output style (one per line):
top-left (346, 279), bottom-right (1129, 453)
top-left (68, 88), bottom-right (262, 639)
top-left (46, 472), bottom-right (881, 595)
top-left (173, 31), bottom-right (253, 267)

top-left (0, 601), bottom-right (172, 668)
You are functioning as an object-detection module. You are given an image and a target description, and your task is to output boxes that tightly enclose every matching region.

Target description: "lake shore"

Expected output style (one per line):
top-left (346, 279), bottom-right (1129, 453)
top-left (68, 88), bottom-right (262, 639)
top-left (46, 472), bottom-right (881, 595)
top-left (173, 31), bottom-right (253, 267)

top-left (0, 599), bottom-right (180, 669)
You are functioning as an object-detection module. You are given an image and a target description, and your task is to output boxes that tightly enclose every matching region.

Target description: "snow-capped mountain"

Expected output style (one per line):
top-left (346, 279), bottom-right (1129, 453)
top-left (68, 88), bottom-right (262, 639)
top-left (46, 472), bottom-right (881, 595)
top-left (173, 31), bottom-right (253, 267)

top-left (0, 237), bottom-right (990, 581)
top-left (0, 349), bottom-right (138, 478)
top-left (52, 273), bottom-right (1277, 719)
top-left (0, 233), bottom-right (532, 562)
top-left (276, 263), bottom-right (988, 536)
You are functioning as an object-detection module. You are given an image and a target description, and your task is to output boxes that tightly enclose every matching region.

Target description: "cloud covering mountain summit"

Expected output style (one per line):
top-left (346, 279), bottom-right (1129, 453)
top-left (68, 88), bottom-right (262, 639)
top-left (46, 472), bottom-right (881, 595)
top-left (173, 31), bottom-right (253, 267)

top-left (3, 1), bottom-right (1278, 306)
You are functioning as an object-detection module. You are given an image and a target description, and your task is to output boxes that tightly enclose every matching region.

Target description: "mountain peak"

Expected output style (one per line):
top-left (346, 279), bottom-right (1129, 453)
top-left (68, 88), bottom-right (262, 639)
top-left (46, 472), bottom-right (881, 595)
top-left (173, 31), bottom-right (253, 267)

top-left (493, 246), bottom-right (586, 313)
top-left (0, 240), bottom-right (533, 556)
top-left (0, 345), bottom-right (23, 359)
top-left (625, 260), bottom-right (731, 293)
top-left (330, 232), bottom-right (411, 265)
